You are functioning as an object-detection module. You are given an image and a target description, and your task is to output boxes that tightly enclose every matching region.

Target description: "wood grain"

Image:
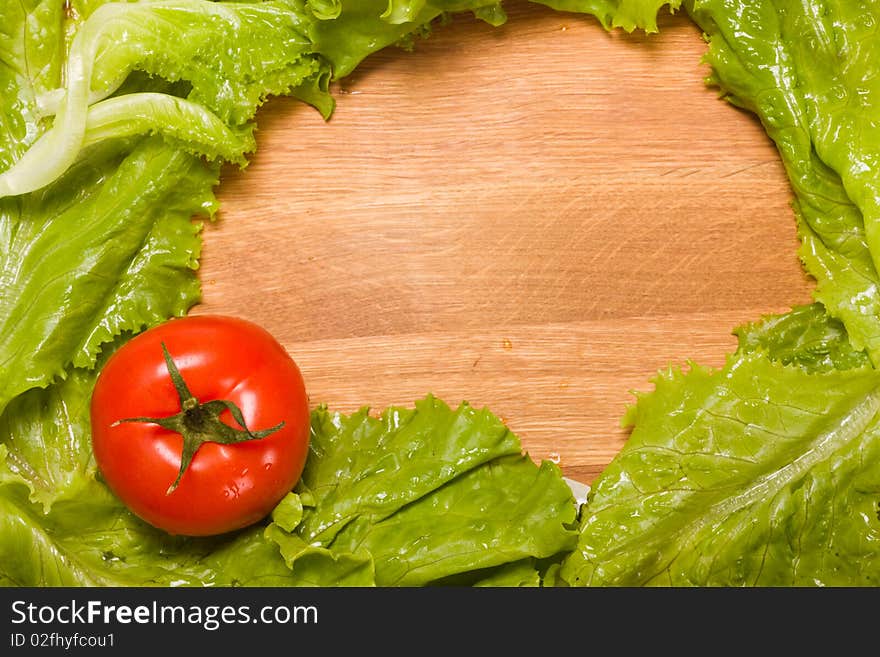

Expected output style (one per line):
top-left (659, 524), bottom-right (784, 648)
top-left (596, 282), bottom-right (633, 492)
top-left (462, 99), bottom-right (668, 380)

top-left (193, 3), bottom-right (815, 484)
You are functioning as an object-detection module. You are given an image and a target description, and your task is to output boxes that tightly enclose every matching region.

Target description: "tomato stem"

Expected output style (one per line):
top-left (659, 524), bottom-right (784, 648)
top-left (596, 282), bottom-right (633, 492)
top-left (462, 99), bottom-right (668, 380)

top-left (115, 341), bottom-right (285, 494)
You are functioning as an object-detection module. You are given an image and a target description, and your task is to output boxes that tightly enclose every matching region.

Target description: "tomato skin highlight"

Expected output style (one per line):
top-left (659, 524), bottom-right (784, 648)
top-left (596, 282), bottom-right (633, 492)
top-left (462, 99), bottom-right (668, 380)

top-left (90, 315), bottom-right (310, 536)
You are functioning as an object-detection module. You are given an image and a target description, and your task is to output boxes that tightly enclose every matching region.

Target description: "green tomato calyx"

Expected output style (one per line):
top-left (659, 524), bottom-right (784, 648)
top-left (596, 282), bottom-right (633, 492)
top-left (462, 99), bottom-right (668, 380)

top-left (114, 342), bottom-right (285, 494)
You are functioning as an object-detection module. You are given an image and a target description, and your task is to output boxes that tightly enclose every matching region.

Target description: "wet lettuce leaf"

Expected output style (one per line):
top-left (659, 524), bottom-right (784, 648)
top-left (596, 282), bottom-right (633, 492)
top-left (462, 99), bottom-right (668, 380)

top-left (735, 303), bottom-right (870, 373)
top-left (0, 465), bottom-right (298, 586)
top-left (0, 138), bottom-right (211, 415)
top-left (324, 455), bottom-right (576, 585)
top-left (561, 351), bottom-right (880, 586)
top-left (472, 559), bottom-right (543, 587)
top-left (294, 396), bottom-right (523, 545)
top-left (532, 0), bottom-right (680, 32)
top-left (0, 0), bottom-right (327, 196)
top-left (303, 0), bottom-right (669, 81)
top-left (303, 0), bottom-right (510, 79)
top-left (0, 0), bottom-right (66, 170)
top-left (266, 400), bottom-right (577, 586)
top-left (684, 0), bottom-right (880, 364)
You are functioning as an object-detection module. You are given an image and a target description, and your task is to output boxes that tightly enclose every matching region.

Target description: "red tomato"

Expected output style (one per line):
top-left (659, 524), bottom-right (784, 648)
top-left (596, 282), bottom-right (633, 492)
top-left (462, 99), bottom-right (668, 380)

top-left (90, 315), bottom-right (310, 536)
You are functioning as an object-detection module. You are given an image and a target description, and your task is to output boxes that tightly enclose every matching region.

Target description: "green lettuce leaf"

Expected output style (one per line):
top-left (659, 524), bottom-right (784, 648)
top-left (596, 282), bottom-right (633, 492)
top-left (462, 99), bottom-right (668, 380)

top-left (45, 0), bottom-right (319, 124)
top-left (266, 396), bottom-right (576, 586)
top-left (0, 138), bottom-right (211, 415)
top-left (0, 469), bottom-right (301, 586)
top-left (735, 303), bottom-right (870, 373)
top-left (561, 351), bottom-right (880, 586)
top-left (295, 396), bottom-right (522, 545)
top-left (304, 0), bottom-right (511, 79)
top-left (682, 0), bottom-right (880, 361)
top-left (472, 559), bottom-right (542, 587)
top-left (0, 362), bottom-right (98, 512)
top-left (265, 398), bottom-right (577, 586)
top-left (323, 455), bottom-right (578, 585)
top-left (79, 94), bottom-right (257, 166)
top-left (531, 0), bottom-right (681, 32)
top-left (0, 0), bottom-right (326, 197)
top-left (0, 0), bottom-right (66, 170)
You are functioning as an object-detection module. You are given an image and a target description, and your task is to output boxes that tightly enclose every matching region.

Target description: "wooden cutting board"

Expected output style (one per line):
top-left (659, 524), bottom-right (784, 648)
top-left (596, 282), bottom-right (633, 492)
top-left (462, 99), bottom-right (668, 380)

top-left (193, 3), bottom-right (815, 484)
